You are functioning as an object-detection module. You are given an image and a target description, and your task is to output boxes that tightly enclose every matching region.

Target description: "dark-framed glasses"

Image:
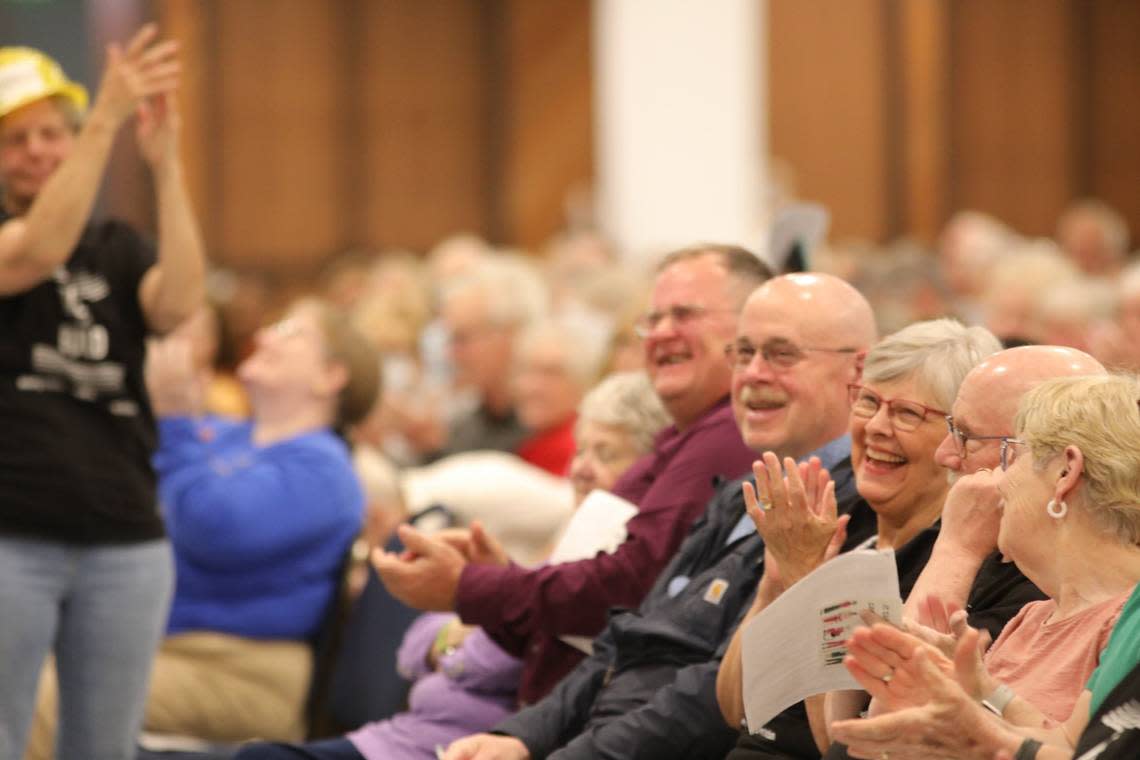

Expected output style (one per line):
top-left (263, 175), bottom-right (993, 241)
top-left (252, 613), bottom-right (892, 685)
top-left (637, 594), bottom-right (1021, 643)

top-left (945, 415), bottom-right (1012, 457)
top-left (724, 338), bottom-right (857, 370)
top-left (633, 303), bottom-right (732, 338)
top-left (847, 384), bottom-right (946, 432)
top-left (1000, 438), bottom-right (1026, 471)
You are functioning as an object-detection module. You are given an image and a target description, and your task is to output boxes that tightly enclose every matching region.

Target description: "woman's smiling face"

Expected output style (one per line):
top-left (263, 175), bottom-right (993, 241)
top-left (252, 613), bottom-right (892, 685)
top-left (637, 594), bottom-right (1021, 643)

top-left (849, 374), bottom-right (950, 523)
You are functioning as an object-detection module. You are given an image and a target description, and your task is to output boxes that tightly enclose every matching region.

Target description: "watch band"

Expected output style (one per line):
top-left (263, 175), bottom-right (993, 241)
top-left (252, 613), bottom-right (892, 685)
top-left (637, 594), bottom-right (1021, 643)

top-left (1012, 738), bottom-right (1042, 760)
top-left (981, 682), bottom-right (1016, 716)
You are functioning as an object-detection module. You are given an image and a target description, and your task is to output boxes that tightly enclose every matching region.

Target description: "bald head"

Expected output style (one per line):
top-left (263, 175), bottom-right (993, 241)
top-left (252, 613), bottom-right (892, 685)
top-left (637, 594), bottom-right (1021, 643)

top-left (749, 273), bottom-right (879, 349)
top-left (962, 345), bottom-right (1105, 426)
top-left (937, 345), bottom-right (1106, 473)
top-left (732, 273), bottom-right (877, 459)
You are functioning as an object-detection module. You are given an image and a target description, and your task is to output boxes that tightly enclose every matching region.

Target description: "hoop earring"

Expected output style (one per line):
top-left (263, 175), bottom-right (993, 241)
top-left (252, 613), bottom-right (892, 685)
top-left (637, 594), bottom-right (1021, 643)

top-left (1046, 499), bottom-right (1068, 519)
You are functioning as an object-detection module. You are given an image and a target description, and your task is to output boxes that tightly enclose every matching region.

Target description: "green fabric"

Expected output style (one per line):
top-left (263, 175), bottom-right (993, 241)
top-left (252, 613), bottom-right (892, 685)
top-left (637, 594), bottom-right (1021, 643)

top-left (1087, 582), bottom-right (1140, 715)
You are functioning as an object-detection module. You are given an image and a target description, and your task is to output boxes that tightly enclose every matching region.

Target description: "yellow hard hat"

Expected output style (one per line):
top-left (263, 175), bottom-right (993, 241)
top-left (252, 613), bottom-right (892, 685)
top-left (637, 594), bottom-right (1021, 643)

top-left (0, 47), bottom-right (88, 120)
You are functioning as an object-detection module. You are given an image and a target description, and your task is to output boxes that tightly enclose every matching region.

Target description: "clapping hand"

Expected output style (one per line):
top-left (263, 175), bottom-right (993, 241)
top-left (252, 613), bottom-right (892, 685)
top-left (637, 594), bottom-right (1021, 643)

top-left (743, 453), bottom-right (849, 588)
top-left (145, 334), bottom-right (204, 417)
top-left (832, 626), bottom-right (1010, 760)
top-left (372, 525), bottom-right (465, 611)
top-left (91, 24), bottom-right (181, 128)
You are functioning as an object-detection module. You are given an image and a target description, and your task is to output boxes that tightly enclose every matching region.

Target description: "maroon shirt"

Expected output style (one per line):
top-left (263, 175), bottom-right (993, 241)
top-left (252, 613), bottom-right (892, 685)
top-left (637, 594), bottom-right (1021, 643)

top-left (455, 396), bottom-right (755, 704)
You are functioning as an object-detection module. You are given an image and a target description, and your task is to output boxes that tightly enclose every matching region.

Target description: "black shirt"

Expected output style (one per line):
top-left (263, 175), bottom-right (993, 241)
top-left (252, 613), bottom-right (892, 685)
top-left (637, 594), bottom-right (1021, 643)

top-left (0, 208), bottom-right (163, 543)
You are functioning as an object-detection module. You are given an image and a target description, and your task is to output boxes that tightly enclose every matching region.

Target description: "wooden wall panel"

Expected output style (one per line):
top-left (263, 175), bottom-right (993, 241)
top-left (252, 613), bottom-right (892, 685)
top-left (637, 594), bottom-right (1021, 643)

top-left (1087, 0), bottom-right (1140, 245)
top-left (499, 0), bottom-right (593, 250)
top-left (156, 0), bottom-right (592, 267)
top-left (356, 0), bottom-right (487, 250)
top-left (948, 0), bottom-right (1078, 236)
top-left (897, 0), bottom-right (950, 242)
top-left (768, 0), bottom-right (892, 242)
top-left (157, 0), bottom-right (211, 251)
top-left (214, 0), bottom-right (349, 270)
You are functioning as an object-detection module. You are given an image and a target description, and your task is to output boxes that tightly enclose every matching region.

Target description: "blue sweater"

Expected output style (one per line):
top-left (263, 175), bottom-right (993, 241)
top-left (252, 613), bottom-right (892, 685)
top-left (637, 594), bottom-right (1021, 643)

top-left (155, 416), bottom-right (363, 640)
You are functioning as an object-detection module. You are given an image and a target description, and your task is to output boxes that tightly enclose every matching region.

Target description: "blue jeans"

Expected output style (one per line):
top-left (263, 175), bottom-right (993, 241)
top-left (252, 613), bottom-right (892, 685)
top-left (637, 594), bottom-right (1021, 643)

top-left (0, 535), bottom-right (173, 760)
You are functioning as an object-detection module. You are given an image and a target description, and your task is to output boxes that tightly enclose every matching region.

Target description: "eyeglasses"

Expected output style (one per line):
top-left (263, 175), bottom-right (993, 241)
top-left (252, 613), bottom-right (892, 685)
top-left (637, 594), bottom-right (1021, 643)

top-left (1000, 438), bottom-right (1026, 471)
top-left (944, 415), bottom-right (1013, 458)
top-left (633, 304), bottom-right (732, 338)
top-left (724, 339), bottom-right (858, 370)
top-left (847, 384), bottom-right (946, 432)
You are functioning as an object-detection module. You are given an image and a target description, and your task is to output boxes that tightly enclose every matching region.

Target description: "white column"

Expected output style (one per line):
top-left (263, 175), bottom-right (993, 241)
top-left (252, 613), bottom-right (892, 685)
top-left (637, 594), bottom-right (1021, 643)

top-left (593, 0), bottom-right (768, 264)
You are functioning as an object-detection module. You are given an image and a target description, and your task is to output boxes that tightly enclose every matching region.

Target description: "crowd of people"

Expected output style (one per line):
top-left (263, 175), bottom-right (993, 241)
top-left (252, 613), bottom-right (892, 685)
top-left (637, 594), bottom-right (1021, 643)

top-left (3, 25), bottom-right (1140, 760)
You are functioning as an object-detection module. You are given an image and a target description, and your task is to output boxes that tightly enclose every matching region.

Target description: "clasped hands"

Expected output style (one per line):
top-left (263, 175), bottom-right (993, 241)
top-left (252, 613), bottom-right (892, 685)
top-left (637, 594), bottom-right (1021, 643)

top-left (372, 520), bottom-right (509, 612)
top-left (830, 598), bottom-right (1011, 760)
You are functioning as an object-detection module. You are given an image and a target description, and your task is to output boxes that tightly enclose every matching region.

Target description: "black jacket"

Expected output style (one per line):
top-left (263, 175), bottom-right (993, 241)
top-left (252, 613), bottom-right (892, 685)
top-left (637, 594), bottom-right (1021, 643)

top-left (495, 455), bottom-right (877, 760)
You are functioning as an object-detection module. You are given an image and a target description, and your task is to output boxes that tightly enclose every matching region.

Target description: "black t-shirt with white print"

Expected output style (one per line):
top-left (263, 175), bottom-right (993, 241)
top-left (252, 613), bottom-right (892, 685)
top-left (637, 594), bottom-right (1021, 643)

top-left (0, 207), bottom-right (164, 544)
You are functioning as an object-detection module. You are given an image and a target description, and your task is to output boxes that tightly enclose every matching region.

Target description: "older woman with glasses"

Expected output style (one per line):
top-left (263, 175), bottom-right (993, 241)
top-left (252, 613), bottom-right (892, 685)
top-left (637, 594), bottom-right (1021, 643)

top-left (829, 373), bottom-right (1140, 760)
top-left (717, 318), bottom-right (1026, 759)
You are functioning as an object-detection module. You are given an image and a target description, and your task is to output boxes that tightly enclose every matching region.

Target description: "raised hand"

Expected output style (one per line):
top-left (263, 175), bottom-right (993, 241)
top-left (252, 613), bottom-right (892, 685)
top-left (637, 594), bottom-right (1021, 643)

top-left (939, 468), bottom-right (1004, 560)
top-left (135, 91), bottom-right (181, 169)
top-left (743, 453), bottom-right (846, 587)
top-left (145, 334), bottom-right (204, 417)
top-left (91, 24), bottom-right (181, 127)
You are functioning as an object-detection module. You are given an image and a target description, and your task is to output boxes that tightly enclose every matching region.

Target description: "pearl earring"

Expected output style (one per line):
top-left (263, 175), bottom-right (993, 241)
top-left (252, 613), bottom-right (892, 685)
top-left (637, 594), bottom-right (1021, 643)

top-left (1046, 499), bottom-right (1068, 519)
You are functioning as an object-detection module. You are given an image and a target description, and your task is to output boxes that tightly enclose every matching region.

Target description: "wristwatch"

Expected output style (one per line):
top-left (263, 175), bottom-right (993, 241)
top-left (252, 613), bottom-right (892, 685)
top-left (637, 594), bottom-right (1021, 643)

top-left (981, 682), bottom-right (1015, 716)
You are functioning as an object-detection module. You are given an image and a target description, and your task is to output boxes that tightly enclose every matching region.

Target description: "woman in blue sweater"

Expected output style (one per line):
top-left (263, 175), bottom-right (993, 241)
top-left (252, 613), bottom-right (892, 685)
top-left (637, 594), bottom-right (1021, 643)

top-left (26, 297), bottom-right (380, 758)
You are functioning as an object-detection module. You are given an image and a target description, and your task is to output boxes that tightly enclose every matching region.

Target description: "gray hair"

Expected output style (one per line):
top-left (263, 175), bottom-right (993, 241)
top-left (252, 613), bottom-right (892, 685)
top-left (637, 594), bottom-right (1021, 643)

top-left (441, 253), bottom-right (549, 329)
top-left (1059, 199), bottom-right (1130, 258)
top-left (576, 371), bottom-right (672, 455)
top-left (1036, 277), bottom-right (1119, 324)
top-left (862, 318), bottom-right (1002, 410)
top-left (515, 315), bottom-right (612, 390)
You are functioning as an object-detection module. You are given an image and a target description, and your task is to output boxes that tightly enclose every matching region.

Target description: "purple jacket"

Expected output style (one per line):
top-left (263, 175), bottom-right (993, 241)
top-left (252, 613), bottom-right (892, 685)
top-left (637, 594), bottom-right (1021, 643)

top-left (455, 396), bottom-right (755, 703)
top-left (347, 612), bottom-right (522, 760)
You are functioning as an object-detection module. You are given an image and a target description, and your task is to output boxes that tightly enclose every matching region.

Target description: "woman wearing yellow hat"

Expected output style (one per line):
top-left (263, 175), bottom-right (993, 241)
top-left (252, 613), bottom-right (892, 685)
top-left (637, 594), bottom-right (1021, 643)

top-left (0, 24), bottom-right (206, 760)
